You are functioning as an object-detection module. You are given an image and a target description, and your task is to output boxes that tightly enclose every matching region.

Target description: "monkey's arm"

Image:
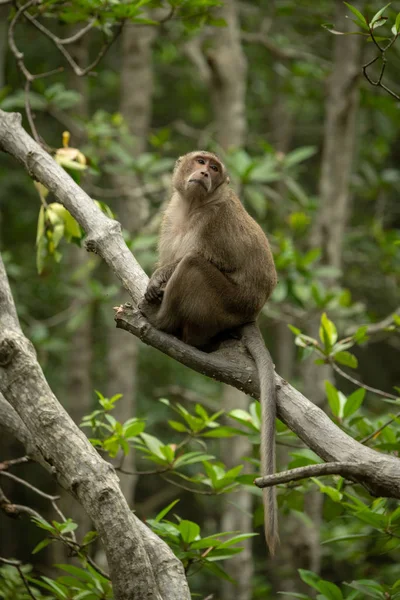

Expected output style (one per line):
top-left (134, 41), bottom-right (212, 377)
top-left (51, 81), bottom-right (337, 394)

top-left (145, 260), bottom-right (180, 302)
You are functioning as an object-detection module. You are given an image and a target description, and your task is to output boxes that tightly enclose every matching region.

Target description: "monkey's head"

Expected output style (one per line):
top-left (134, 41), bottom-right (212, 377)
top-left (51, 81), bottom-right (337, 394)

top-left (173, 151), bottom-right (229, 200)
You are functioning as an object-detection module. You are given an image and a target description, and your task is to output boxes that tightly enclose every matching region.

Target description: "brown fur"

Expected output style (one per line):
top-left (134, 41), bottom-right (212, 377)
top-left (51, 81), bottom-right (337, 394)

top-left (140, 151), bottom-right (279, 554)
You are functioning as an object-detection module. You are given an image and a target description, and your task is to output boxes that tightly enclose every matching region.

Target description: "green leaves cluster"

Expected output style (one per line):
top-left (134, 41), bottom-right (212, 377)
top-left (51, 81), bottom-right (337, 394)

top-left (289, 567), bottom-right (400, 600)
top-left (147, 500), bottom-right (256, 581)
top-left (289, 312), bottom-right (364, 369)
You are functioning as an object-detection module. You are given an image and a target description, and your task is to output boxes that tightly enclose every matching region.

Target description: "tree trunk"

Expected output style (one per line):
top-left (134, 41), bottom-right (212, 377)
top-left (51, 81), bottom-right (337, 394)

top-left (208, 0), bottom-right (247, 150)
top-left (300, 0), bottom-right (361, 583)
top-left (106, 21), bottom-right (156, 502)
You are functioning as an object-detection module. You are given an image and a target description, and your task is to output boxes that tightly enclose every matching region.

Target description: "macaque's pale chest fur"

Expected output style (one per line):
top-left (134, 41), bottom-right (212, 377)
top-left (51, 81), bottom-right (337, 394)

top-left (158, 193), bottom-right (213, 266)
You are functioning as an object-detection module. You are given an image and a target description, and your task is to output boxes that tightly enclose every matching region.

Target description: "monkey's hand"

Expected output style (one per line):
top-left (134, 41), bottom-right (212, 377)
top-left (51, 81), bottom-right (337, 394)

top-left (145, 276), bottom-right (165, 303)
top-left (145, 262), bottom-right (180, 303)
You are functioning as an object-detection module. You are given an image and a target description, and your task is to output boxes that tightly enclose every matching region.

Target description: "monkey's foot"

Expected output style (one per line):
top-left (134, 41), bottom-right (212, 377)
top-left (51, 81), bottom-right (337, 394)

top-left (138, 296), bottom-right (161, 326)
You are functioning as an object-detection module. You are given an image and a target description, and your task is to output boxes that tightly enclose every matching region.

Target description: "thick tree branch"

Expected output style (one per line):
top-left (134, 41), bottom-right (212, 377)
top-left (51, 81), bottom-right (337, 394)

top-left (115, 305), bottom-right (400, 500)
top-left (1, 108), bottom-right (400, 510)
top-left (0, 252), bottom-right (189, 599)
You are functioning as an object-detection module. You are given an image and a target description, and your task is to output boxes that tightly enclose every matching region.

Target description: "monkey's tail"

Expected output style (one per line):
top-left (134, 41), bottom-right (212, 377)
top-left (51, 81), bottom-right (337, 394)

top-left (240, 322), bottom-right (279, 557)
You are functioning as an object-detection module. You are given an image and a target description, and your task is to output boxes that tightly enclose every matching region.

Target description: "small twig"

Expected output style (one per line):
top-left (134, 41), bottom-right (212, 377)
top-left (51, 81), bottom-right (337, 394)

top-left (346, 306), bottom-right (400, 337)
top-left (255, 462), bottom-right (366, 488)
top-left (51, 500), bottom-right (77, 542)
top-left (117, 465), bottom-right (170, 476)
top-left (362, 27), bottom-right (400, 101)
top-left (0, 456), bottom-right (30, 470)
top-left (16, 563), bottom-right (37, 600)
top-left (8, 0), bottom-right (63, 142)
top-left (0, 558), bottom-right (36, 600)
top-left (60, 538), bottom-right (110, 579)
top-left (0, 470), bottom-right (60, 500)
top-left (59, 18), bottom-right (96, 45)
top-left (161, 475), bottom-right (220, 495)
top-left (8, 0), bottom-right (38, 83)
top-left (24, 80), bottom-right (40, 143)
top-left (80, 23), bottom-right (124, 76)
top-left (361, 411), bottom-right (400, 445)
top-left (85, 555), bottom-right (110, 580)
top-left (331, 361), bottom-right (398, 401)
top-left (0, 557), bottom-right (21, 565)
top-left (157, 5), bottom-right (175, 24)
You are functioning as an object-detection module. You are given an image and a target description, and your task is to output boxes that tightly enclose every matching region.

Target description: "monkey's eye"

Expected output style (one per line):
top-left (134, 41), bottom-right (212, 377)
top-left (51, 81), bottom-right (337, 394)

top-left (197, 158), bottom-right (205, 165)
top-left (210, 165), bottom-right (219, 172)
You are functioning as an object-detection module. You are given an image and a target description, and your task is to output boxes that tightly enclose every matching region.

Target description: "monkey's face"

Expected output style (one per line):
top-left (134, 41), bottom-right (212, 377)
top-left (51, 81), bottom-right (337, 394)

top-left (173, 152), bottom-right (228, 200)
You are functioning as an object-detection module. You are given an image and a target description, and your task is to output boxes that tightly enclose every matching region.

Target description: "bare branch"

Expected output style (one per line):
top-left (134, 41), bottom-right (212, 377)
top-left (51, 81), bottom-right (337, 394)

top-left (255, 462), bottom-right (365, 488)
top-left (361, 410), bottom-right (400, 445)
top-left (0, 456), bottom-right (30, 470)
top-left (22, 10), bottom-right (123, 77)
top-left (0, 558), bottom-right (37, 600)
top-left (59, 18), bottom-right (97, 45)
top-left (331, 361), bottom-right (398, 401)
top-left (346, 306), bottom-right (400, 339)
top-left (0, 485), bottom-right (42, 520)
top-left (362, 29), bottom-right (400, 101)
top-left (0, 471), bottom-right (60, 500)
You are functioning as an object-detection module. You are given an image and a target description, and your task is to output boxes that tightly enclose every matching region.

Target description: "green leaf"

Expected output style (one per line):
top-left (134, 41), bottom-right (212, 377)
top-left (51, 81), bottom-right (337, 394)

top-left (32, 538), bottom-right (51, 554)
top-left (63, 209), bottom-right (81, 239)
top-left (319, 313), bottom-right (338, 350)
top-left (353, 325), bottom-right (368, 342)
top-left (395, 13), bottom-right (400, 33)
top-left (344, 3), bottom-right (367, 26)
top-left (325, 381), bottom-right (340, 417)
top-left (31, 516), bottom-right (55, 532)
top-left (343, 388), bottom-right (365, 418)
top-left (202, 426), bottom-right (240, 438)
top-left (40, 577), bottom-right (69, 599)
top-left (370, 3), bottom-right (391, 27)
top-left (179, 520), bottom-right (200, 543)
top-left (345, 580), bottom-right (385, 599)
top-left (312, 479), bottom-right (343, 503)
top-left (155, 499), bottom-right (180, 522)
top-left (334, 351), bottom-right (358, 369)
top-left (140, 433), bottom-right (165, 458)
top-left (36, 205), bottom-right (45, 245)
top-left (81, 530), bottom-right (98, 546)
top-left (123, 420), bottom-right (145, 438)
top-left (284, 146), bottom-right (317, 168)
top-left (168, 420), bottom-right (188, 432)
top-left (288, 324), bottom-right (302, 335)
top-left (299, 569), bottom-right (323, 590)
top-left (60, 520), bottom-right (78, 533)
top-left (317, 581), bottom-right (343, 600)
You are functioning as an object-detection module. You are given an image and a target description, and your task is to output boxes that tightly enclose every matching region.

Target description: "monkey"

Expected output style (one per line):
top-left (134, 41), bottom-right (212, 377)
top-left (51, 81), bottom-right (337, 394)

top-left (139, 150), bottom-right (279, 555)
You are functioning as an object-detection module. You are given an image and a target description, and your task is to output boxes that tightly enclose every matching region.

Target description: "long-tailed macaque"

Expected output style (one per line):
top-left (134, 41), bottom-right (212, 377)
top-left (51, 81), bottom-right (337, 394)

top-left (140, 151), bottom-right (278, 555)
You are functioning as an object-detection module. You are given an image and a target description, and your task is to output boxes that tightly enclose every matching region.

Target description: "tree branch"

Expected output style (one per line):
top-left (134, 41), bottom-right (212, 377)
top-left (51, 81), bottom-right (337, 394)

top-left (0, 249), bottom-right (189, 599)
top-left (254, 462), bottom-right (366, 488)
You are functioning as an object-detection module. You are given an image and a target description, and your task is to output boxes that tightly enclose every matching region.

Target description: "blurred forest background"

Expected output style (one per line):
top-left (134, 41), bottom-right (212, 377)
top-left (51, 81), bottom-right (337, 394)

top-left (1, 0), bottom-right (400, 598)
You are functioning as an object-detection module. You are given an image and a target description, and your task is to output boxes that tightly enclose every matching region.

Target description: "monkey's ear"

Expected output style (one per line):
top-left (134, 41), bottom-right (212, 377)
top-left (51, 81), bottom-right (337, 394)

top-left (226, 176), bottom-right (230, 184)
top-left (174, 156), bottom-right (184, 171)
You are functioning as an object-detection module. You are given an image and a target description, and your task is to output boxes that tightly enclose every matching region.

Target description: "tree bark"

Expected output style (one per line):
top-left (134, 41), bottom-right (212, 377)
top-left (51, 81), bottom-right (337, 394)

top-left (106, 21), bottom-right (157, 503)
top-left (207, 0), bottom-right (247, 150)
